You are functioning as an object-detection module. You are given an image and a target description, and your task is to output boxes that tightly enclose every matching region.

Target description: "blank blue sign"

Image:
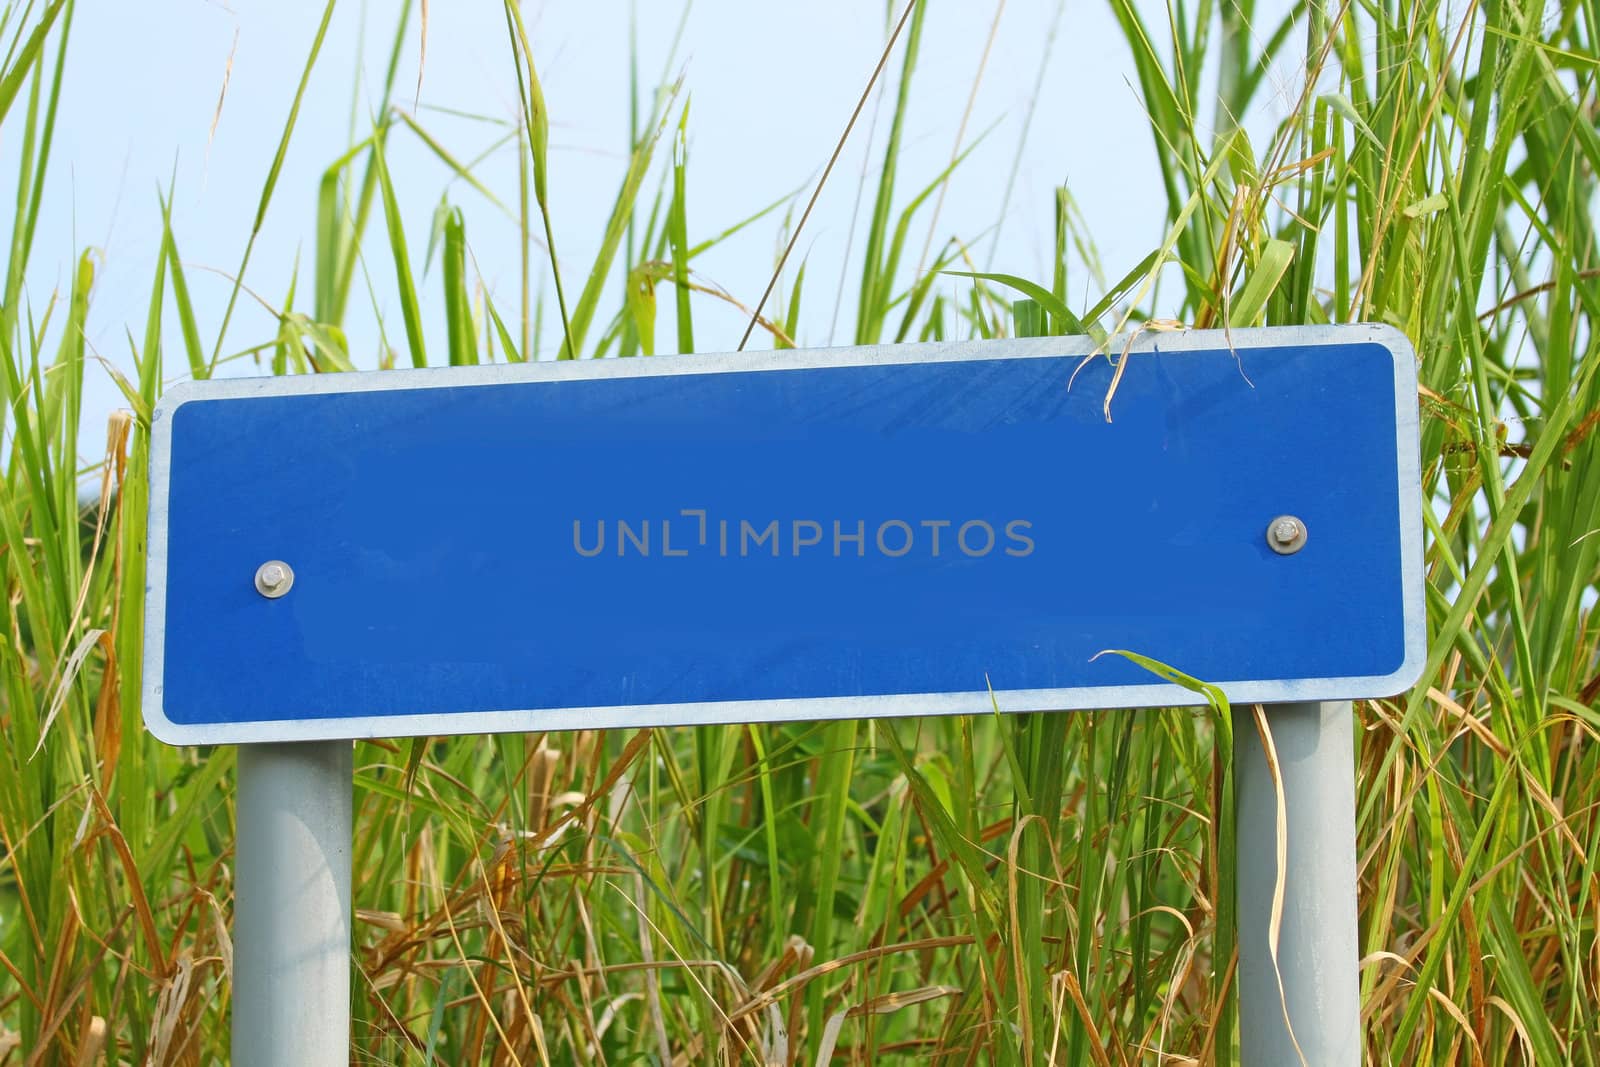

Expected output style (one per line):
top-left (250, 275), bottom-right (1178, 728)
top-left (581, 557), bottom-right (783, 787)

top-left (142, 326), bottom-right (1424, 744)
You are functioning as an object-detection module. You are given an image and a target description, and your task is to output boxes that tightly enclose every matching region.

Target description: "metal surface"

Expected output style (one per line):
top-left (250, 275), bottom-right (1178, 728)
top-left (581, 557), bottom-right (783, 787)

top-left (143, 325), bottom-right (1424, 745)
top-left (254, 560), bottom-right (294, 599)
top-left (1267, 515), bottom-right (1308, 555)
top-left (1235, 700), bottom-right (1361, 1066)
top-left (234, 741), bottom-right (352, 1067)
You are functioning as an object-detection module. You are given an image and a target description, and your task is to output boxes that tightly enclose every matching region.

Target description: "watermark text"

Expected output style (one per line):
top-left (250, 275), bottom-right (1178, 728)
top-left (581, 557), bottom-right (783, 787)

top-left (572, 510), bottom-right (1034, 559)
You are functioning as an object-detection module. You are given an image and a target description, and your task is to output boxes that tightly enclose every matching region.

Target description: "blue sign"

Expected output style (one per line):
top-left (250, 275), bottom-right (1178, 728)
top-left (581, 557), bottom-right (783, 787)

top-left (142, 325), bottom-right (1424, 744)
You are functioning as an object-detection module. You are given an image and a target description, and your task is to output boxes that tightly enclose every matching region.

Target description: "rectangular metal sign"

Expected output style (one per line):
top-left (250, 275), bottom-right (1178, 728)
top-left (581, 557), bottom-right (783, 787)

top-left (142, 325), bottom-right (1424, 745)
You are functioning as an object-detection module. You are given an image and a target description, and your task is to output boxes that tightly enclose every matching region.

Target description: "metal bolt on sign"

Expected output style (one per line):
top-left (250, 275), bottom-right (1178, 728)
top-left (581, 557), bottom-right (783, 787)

top-left (254, 560), bottom-right (294, 598)
top-left (1268, 515), bottom-right (1308, 554)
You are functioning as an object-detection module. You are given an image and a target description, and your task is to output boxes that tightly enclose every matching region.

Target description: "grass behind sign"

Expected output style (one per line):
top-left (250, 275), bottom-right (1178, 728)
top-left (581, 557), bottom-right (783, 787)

top-left (1, 0), bottom-right (1598, 1063)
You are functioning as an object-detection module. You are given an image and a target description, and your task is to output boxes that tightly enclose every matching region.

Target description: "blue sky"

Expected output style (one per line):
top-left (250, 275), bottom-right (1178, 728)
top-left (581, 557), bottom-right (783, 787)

top-left (13, 0), bottom-right (1304, 457)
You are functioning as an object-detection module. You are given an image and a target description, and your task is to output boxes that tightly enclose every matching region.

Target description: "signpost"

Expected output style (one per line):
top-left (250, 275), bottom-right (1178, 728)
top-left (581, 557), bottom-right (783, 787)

top-left (143, 324), bottom-right (1423, 1065)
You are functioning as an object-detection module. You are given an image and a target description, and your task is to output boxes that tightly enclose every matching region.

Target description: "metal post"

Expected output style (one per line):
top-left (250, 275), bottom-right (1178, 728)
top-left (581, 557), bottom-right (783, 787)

top-left (1234, 700), bottom-right (1361, 1066)
top-left (234, 741), bottom-right (353, 1066)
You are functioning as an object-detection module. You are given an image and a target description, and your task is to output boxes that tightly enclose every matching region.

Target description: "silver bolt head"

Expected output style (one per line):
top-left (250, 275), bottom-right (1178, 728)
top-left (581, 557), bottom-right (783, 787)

top-left (1266, 516), bottom-right (1307, 555)
top-left (254, 560), bottom-right (295, 598)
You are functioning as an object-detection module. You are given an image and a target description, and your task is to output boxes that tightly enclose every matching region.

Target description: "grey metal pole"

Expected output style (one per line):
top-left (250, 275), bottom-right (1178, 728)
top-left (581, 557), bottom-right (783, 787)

top-left (1234, 700), bottom-right (1361, 1066)
top-left (234, 741), bottom-right (353, 1067)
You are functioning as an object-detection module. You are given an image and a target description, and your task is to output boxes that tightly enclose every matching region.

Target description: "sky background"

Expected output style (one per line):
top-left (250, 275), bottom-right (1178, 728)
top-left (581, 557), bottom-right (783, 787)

top-left (12, 0), bottom-right (1305, 459)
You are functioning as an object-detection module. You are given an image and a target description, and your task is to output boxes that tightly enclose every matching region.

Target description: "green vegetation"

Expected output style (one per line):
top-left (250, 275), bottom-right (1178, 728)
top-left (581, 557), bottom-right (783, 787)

top-left (3, 0), bottom-right (1598, 1062)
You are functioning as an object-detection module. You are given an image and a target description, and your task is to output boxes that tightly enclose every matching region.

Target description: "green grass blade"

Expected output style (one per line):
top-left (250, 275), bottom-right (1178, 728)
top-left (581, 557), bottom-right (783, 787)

top-left (442, 206), bottom-right (477, 365)
top-left (206, 0), bottom-right (338, 373)
top-left (371, 129), bottom-right (428, 368)
top-left (668, 101), bottom-right (693, 354)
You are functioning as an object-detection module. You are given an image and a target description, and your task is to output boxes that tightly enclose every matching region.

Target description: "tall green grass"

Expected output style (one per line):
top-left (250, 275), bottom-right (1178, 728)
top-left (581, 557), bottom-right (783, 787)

top-left (3, 0), bottom-right (1598, 1063)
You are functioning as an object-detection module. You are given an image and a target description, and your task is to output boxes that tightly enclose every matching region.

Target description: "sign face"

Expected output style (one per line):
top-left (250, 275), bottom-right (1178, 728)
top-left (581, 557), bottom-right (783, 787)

top-left (142, 325), bottom-right (1424, 745)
